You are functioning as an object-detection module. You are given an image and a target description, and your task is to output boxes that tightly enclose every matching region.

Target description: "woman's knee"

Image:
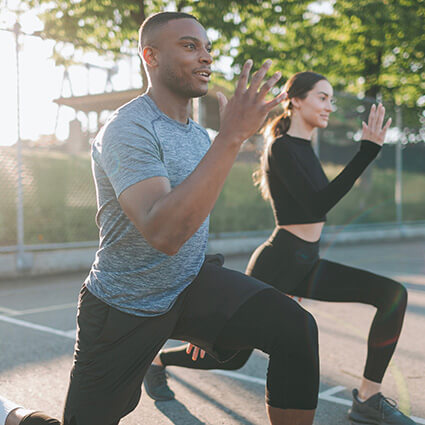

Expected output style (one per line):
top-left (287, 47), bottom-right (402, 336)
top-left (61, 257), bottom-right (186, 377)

top-left (379, 279), bottom-right (408, 312)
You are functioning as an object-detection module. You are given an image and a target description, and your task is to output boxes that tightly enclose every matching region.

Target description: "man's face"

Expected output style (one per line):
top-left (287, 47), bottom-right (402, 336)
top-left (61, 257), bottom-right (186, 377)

top-left (153, 18), bottom-right (212, 98)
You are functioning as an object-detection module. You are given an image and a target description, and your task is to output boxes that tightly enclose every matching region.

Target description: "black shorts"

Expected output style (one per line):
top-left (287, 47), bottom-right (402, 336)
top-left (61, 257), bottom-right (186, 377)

top-left (63, 254), bottom-right (270, 425)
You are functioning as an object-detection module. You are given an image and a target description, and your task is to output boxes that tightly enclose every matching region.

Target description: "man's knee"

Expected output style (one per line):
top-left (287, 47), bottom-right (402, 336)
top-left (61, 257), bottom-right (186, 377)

top-left (261, 290), bottom-right (319, 348)
top-left (21, 412), bottom-right (61, 425)
top-left (221, 349), bottom-right (252, 370)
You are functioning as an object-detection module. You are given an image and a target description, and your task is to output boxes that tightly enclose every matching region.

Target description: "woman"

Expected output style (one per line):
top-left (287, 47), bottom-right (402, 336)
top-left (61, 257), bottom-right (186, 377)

top-left (147, 72), bottom-right (413, 425)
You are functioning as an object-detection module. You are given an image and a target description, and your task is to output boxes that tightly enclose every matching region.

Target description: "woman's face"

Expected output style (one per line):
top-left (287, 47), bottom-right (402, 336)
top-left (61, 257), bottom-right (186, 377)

top-left (293, 79), bottom-right (334, 129)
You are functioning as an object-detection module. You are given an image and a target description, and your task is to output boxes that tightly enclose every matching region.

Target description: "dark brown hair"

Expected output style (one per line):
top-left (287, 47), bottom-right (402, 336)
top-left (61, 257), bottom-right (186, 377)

top-left (253, 71), bottom-right (328, 200)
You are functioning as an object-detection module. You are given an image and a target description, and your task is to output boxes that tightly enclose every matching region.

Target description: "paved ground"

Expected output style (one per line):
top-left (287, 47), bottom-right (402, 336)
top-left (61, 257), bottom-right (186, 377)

top-left (0, 238), bottom-right (424, 424)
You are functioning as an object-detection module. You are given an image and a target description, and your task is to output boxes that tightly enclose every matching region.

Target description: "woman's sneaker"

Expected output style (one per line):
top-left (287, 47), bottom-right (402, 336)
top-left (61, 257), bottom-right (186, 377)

top-left (348, 389), bottom-right (417, 424)
top-left (143, 365), bottom-right (175, 401)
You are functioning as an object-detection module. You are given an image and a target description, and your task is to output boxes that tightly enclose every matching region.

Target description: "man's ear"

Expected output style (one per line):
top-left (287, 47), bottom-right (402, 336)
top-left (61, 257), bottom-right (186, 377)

top-left (142, 46), bottom-right (158, 68)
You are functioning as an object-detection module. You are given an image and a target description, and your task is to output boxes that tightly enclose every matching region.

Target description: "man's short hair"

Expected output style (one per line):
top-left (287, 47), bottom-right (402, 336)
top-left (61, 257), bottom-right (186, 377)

top-left (138, 12), bottom-right (198, 53)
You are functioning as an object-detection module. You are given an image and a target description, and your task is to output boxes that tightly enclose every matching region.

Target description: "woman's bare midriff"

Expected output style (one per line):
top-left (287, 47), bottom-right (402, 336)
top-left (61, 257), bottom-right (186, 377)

top-left (278, 222), bottom-right (325, 243)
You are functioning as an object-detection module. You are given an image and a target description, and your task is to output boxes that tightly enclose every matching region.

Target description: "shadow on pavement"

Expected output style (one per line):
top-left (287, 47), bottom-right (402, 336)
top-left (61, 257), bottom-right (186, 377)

top-left (155, 399), bottom-right (206, 425)
top-left (169, 371), bottom-right (256, 425)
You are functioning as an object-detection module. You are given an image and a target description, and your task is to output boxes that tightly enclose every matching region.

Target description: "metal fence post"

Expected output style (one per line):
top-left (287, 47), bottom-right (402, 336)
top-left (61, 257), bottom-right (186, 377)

top-left (14, 20), bottom-right (31, 271)
top-left (395, 106), bottom-right (403, 226)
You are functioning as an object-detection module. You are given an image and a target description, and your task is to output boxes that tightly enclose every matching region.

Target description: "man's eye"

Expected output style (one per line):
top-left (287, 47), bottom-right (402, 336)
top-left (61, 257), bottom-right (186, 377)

top-left (185, 43), bottom-right (196, 49)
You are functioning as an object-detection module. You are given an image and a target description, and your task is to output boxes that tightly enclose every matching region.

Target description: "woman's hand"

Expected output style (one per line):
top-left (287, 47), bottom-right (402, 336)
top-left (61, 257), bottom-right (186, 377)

top-left (186, 343), bottom-right (206, 361)
top-left (361, 103), bottom-right (392, 146)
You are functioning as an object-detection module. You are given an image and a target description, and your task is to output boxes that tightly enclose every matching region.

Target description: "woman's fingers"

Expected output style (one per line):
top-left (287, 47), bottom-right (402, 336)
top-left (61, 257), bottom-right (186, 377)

top-left (192, 346), bottom-right (200, 361)
top-left (380, 117), bottom-right (392, 138)
top-left (375, 104), bottom-right (386, 132)
top-left (367, 104), bottom-right (376, 129)
top-left (185, 343), bottom-right (205, 361)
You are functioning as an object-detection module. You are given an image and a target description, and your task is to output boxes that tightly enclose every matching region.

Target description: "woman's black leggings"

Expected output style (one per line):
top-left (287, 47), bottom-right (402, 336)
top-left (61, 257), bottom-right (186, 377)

top-left (161, 228), bottom-right (408, 384)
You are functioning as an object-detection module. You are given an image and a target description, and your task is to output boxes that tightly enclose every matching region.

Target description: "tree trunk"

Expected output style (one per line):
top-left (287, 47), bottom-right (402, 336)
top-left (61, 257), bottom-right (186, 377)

top-left (359, 48), bottom-right (383, 198)
top-left (177, 1), bottom-right (188, 11)
top-left (135, 0), bottom-right (148, 91)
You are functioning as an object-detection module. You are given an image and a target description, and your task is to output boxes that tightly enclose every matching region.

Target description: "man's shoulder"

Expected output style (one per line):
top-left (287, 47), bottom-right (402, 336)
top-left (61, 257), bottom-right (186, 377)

top-left (111, 95), bottom-right (157, 130)
top-left (99, 96), bottom-right (158, 146)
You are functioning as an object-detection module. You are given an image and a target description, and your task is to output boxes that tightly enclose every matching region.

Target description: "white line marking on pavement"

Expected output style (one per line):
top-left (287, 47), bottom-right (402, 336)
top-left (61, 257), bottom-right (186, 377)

top-left (7, 303), bottom-right (77, 316)
top-left (2, 315), bottom-right (425, 423)
top-left (0, 314), bottom-right (75, 340)
top-left (210, 371), bottom-right (425, 423)
top-left (211, 369), bottom-right (266, 385)
top-left (318, 385), bottom-right (351, 406)
top-left (0, 306), bottom-right (20, 315)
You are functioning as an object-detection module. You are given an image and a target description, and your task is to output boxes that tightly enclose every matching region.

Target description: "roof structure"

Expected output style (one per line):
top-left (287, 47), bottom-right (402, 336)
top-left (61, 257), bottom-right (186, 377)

top-left (54, 88), bottom-right (142, 114)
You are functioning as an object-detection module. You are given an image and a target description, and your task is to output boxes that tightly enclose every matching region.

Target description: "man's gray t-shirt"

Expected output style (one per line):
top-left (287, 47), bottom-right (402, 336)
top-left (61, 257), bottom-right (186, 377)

top-left (85, 95), bottom-right (211, 316)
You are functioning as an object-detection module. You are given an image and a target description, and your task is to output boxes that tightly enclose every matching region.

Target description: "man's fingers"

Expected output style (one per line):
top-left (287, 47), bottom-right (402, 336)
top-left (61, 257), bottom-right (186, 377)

top-left (217, 91), bottom-right (228, 114)
top-left (264, 90), bottom-right (288, 110)
top-left (200, 349), bottom-right (206, 359)
top-left (248, 59), bottom-right (273, 94)
top-left (186, 343), bottom-right (193, 354)
top-left (257, 71), bottom-right (282, 99)
top-left (235, 59), bottom-right (253, 95)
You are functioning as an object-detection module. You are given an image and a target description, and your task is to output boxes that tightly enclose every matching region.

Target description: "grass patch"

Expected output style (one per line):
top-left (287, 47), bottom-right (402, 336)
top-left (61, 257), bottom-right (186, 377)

top-left (1, 149), bottom-right (424, 245)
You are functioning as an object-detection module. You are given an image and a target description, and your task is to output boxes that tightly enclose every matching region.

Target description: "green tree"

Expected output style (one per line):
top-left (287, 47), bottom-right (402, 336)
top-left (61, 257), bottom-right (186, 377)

top-left (21, 0), bottom-right (424, 106)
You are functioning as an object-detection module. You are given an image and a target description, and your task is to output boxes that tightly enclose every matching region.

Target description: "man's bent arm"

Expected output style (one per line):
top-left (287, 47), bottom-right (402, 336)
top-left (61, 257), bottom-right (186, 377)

top-left (118, 134), bottom-right (240, 255)
top-left (119, 60), bottom-right (285, 255)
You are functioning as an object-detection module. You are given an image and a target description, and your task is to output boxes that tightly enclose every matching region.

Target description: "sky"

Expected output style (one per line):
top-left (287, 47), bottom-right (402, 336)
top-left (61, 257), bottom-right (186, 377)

top-left (0, 3), bottom-right (143, 147)
top-left (0, 1), bottom-right (339, 148)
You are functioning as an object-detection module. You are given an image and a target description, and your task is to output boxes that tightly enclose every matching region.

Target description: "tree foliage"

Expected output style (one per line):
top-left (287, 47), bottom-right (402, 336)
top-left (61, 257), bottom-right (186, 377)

top-left (23, 0), bottom-right (424, 106)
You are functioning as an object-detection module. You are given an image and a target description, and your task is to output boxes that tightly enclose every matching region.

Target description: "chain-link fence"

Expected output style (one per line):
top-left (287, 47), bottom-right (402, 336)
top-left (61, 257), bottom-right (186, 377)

top-left (1, 92), bottom-right (424, 251)
top-left (0, 146), bottom-right (98, 247)
top-left (209, 93), bottom-right (425, 233)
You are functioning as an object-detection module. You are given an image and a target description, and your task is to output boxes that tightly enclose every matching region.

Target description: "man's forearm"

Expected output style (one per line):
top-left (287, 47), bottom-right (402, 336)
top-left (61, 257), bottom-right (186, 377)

top-left (145, 134), bottom-right (241, 254)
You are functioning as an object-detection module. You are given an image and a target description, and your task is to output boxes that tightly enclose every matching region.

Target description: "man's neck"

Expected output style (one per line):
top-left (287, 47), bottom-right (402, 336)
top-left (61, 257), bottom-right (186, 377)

top-left (147, 87), bottom-right (192, 124)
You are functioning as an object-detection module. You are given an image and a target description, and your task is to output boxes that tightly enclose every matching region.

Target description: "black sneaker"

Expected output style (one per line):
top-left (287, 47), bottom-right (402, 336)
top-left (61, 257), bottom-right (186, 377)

top-left (348, 389), bottom-right (417, 424)
top-left (143, 365), bottom-right (175, 401)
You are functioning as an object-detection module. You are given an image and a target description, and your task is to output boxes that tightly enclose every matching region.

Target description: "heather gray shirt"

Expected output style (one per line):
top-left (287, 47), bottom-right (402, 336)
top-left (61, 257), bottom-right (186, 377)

top-left (85, 95), bottom-right (211, 316)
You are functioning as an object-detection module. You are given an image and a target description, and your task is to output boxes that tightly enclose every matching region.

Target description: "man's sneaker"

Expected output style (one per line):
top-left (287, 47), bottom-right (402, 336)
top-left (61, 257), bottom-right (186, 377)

top-left (348, 388), bottom-right (417, 424)
top-left (143, 365), bottom-right (175, 401)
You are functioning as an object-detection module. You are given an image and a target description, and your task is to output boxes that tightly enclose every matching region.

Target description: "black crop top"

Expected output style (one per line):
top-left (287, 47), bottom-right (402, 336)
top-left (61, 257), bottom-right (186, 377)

top-left (266, 133), bottom-right (381, 225)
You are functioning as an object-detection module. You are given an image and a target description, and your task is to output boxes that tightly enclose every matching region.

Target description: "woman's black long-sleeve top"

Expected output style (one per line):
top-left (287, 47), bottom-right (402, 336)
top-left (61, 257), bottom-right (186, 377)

top-left (266, 133), bottom-right (382, 225)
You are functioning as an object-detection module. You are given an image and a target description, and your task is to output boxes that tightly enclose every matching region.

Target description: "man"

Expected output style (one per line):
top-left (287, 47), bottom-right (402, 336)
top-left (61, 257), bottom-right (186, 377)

top-left (1, 12), bottom-right (319, 425)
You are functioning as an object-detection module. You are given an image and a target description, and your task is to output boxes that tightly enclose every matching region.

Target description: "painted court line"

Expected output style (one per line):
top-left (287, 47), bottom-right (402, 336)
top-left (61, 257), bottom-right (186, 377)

top-left (0, 302), bottom-right (76, 317)
top-left (8, 302), bottom-right (77, 316)
top-left (0, 306), bottom-right (19, 315)
top-left (211, 370), bottom-right (425, 424)
top-left (1, 314), bottom-right (424, 423)
top-left (0, 314), bottom-right (75, 340)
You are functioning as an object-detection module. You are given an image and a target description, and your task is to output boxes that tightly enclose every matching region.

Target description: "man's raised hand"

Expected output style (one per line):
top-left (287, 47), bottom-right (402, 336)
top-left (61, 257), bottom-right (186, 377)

top-left (217, 59), bottom-right (287, 145)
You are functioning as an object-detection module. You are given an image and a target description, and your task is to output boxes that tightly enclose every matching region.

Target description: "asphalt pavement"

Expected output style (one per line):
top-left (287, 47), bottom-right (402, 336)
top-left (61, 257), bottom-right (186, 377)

top-left (0, 238), bottom-right (424, 424)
